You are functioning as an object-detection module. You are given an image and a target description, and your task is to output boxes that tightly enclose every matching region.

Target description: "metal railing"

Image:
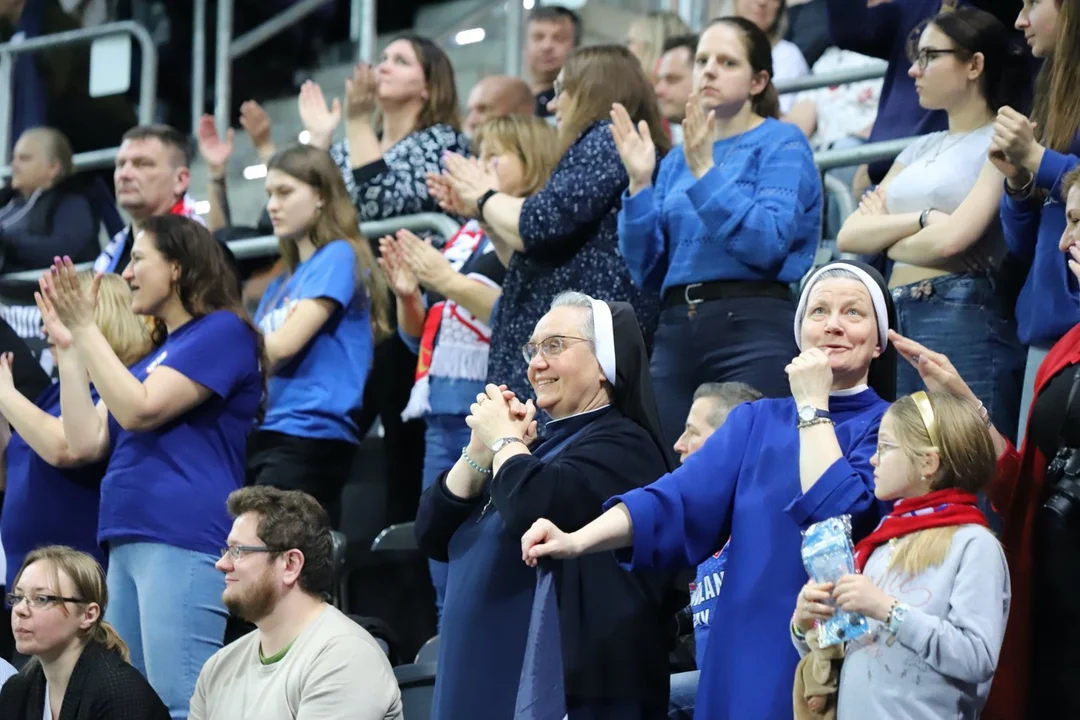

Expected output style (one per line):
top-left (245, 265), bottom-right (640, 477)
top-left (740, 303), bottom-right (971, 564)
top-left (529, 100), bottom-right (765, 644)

top-left (0, 213), bottom-right (463, 295)
top-left (775, 62), bottom-right (888, 95)
top-left (0, 20), bottom-right (157, 167)
top-left (194, 0), bottom-right (378, 137)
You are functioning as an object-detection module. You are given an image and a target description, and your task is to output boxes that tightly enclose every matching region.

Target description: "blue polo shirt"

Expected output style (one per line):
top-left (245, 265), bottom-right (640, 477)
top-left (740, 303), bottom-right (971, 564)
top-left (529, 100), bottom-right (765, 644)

top-left (255, 240), bottom-right (372, 442)
top-left (97, 311), bottom-right (262, 557)
top-left (2, 383), bottom-right (109, 587)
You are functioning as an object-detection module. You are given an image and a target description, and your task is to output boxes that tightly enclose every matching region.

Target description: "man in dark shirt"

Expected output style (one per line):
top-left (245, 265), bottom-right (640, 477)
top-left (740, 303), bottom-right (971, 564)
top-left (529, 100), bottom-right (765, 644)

top-left (526, 5), bottom-right (580, 118)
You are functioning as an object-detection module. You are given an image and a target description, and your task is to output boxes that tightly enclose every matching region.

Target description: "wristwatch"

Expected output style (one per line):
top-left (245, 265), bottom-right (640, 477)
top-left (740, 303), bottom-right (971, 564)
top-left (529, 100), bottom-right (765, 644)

top-left (887, 602), bottom-right (909, 634)
top-left (798, 405), bottom-right (831, 423)
top-left (490, 436), bottom-right (525, 454)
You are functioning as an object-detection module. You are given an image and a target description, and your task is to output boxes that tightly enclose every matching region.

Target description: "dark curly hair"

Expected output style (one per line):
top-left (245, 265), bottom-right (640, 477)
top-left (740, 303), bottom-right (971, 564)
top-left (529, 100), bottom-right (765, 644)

top-left (226, 486), bottom-right (335, 598)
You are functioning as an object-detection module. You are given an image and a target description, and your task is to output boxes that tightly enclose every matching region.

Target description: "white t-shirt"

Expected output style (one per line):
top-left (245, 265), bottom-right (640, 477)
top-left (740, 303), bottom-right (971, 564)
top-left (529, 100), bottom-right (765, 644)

top-left (189, 605), bottom-right (402, 720)
top-left (773, 39), bottom-right (810, 114)
top-left (886, 124), bottom-right (995, 269)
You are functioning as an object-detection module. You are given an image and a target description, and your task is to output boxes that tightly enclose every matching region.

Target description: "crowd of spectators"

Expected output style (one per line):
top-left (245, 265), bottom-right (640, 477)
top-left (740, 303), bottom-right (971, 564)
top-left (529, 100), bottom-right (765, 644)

top-left (0, 0), bottom-right (1077, 718)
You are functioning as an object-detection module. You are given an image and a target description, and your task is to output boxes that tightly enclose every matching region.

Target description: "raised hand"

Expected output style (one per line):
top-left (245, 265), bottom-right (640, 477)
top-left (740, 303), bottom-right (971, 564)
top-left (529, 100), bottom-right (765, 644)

top-left (609, 103), bottom-right (656, 194)
top-left (345, 63), bottom-right (379, 120)
top-left (376, 236), bottom-right (420, 298)
top-left (41, 258), bottom-right (99, 333)
top-left (396, 229), bottom-right (455, 292)
top-left (887, 330), bottom-right (979, 403)
top-left (34, 283), bottom-right (73, 349)
top-left (196, 115), bottom-right (234, 177)
top-left (785, 348), bottom-right (833, 410)
top-left (297, 80), bottom-right (341, 150)
top-left (239, 100), bottom-right (275, 160)
top-left (426, 172), bottom-right (473, 217)
top-left (991, 106), bottom-right (1042, 178)
top-left (443, 153), bottom-right (498, 211)
top-left (683, 93), bottom-right (716, 180)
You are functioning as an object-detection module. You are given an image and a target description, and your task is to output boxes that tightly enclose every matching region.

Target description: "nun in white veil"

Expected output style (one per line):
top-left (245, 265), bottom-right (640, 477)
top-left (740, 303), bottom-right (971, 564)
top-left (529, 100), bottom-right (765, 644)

top-left (415, 290), bottom-right (680, 720)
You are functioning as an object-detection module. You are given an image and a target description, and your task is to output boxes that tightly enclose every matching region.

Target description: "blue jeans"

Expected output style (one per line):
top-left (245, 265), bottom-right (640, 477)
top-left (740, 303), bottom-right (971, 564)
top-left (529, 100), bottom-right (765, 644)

top-left (423, 414), bottom-right (472, 621)
top-left (106, 541), bottom-right (228, 720)
top-left (893, 273), bottom-right (1027, 443)
top-left (650, 296), bottom-right (798, 449)
top-left (667, 670), bottom-right (699, 719)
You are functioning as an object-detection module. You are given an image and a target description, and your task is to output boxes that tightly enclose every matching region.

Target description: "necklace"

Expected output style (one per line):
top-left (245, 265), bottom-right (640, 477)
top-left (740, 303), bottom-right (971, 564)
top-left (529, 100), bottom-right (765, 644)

top-left (925, 131), bottom-right (970, 166)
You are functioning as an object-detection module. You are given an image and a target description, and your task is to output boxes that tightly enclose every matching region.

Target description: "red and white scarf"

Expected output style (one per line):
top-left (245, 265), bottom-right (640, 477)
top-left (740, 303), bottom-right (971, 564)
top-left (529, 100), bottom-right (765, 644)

top-left (401, 221), bottom-right (497, 421)
top-left (852, 488), bottom-right (988, 573)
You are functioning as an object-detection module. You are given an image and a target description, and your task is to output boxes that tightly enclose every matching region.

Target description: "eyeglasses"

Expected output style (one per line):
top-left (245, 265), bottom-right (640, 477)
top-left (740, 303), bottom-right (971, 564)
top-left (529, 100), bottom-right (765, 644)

top-left (521, 335), bottom-right (589, 364)
top-left (219, 546), bottom-right (287, 561)
top-left (876, 440), bottom-right (901, 457)
top-left (5, 593), bottom-right (84, 609)
top-left (552, 77), bottom-right (564, 98)
top-left (914, 48), bottom-right (965, 71)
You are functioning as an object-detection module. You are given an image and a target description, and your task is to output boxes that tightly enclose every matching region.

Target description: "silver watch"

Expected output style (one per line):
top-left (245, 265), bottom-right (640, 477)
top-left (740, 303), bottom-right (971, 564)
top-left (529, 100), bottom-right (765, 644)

top-left (798, 405), bottom-right (831, 423)
top-left (489, 436), bottom-right (525, 454)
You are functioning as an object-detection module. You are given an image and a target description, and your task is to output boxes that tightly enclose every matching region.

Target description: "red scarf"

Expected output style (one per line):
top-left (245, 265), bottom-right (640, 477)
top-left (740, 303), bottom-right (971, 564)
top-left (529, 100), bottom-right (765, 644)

top-left (853, 488), bottom-right (988, 573)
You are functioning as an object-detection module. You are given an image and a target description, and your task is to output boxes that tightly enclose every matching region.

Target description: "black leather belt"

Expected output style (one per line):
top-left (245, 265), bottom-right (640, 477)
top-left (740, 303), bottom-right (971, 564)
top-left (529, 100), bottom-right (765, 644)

top-left (663, 280), bottom-right (793, 309)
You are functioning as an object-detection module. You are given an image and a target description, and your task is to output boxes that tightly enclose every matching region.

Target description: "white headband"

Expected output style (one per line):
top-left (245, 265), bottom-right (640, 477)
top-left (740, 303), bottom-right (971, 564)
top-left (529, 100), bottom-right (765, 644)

top-left (588, 297), bottom-right (617, 386)
top-left (794, 263), bottom-right (890, 352)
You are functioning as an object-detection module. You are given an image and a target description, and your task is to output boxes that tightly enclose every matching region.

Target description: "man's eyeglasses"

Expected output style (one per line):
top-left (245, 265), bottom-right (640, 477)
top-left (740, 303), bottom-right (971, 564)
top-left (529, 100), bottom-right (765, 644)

top-left (219, 546), bottom-right (287, 562)
top-left (521, 335), bottom-right (589, 364)
top-left (5, 593), bottom-right (84, 609)
top-left (914, 48), bottom-right (964, 71)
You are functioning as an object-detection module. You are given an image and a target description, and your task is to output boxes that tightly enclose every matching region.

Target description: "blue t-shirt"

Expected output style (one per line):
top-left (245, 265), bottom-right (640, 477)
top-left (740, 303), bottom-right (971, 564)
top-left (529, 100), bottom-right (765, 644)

top-left (690, 540), bottom-right (728, 670)
top-left (255, 240), bottom-right (372, 442)
top-left (1, 383), bottom-right (109, 587)
top-left (98, 311), bottom-right (262, 557)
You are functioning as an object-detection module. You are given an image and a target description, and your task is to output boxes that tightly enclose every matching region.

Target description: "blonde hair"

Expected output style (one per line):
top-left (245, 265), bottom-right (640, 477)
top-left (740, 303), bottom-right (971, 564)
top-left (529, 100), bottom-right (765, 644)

top-left (1062, 165), bottom-right (1080, 202)
top-left (473, 116), bottom-right (560, 197)
top-left (12, 546), bottom-right (130, 663)
top-left (557, 45), bottom-right (672, 158)
top-left (883, 392), bottom-right (998, 575)
top-left (84, 271), bottom-right (155, 366)
top-left (628, 11), bottom-right (692, 76)
top-left (266, 145), bottom-right (392, 339)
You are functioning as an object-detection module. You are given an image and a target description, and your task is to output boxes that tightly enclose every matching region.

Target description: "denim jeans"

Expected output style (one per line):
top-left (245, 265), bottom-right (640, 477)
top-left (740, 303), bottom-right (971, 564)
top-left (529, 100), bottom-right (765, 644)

top-left (106, 541), bottom-right (228, 720)
top-left (422, 414), bottom-right (472, 622)
top-left (650, 296), bottom-right (799, 448)
top-left (893, 273), bottom-right (1027, 443)
top-left (667, 670), bottom-right (699, 720)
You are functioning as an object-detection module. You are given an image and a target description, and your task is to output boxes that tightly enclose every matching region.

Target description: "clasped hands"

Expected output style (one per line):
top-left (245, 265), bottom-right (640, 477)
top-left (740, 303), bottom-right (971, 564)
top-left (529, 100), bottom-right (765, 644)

top-left (464, 384), bottom-right (538, 466)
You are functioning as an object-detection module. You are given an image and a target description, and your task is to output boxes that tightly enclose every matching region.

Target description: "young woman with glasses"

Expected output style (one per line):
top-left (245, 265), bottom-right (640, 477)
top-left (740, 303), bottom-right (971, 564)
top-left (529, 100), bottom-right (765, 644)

top-left (0, 546), bottom-right (169, 719)
top-left (837, 7), bottom-right (1030, 441)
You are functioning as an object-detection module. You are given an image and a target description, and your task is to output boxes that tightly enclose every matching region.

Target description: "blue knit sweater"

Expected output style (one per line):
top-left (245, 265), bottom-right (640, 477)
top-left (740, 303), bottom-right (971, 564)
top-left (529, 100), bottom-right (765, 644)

top-left (617, 118), bottom-right (821, 296)
top-left (1001, 141), bottom-right (1080, 347)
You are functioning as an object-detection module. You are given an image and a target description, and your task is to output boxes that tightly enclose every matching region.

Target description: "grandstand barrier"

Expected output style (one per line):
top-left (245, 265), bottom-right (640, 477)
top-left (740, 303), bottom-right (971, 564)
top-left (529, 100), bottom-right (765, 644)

top-left (0, 213), bottom-right (463, 304)
top-left (774, 61), bottom-right (888, 95)
top-left (0, 20), bottom-right (157, 168)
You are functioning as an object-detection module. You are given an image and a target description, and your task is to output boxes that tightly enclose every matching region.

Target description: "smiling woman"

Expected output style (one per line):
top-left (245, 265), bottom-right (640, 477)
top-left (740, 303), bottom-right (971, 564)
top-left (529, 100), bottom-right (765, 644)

top-left (520, 261), bottom-right (896, 720)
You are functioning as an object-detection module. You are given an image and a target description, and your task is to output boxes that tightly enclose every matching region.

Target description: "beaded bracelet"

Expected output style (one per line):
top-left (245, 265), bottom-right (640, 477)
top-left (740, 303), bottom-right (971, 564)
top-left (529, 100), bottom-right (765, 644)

top-left (461, 447), bottom-right (493, 475)
top-left (797, 417), bottom-right (835, 431)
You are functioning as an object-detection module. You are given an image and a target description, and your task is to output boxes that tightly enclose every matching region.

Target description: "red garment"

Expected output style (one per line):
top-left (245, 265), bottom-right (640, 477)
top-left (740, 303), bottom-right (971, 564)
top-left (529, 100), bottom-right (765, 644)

top-left (983, 322), bottom-right (1080, 720)
top-left (852, 488), bottom-right (988, 573)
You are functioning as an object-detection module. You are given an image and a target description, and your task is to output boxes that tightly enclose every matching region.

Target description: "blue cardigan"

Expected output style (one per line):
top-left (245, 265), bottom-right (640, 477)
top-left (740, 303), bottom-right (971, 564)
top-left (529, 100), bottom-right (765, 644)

top-left (618, 118), bottom-right (820, 296)
top-left (605, 389), bottom-right (889, 720)
top-left (1001, 141), bottom-right (1080, 347)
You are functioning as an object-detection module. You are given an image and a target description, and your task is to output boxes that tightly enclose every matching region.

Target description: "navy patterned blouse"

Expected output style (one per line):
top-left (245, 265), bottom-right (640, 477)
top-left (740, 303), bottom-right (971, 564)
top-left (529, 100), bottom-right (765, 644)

top-left (329, 123), bottom-right (471, 222)
top-left (487, 120), bottom-right (662, 400)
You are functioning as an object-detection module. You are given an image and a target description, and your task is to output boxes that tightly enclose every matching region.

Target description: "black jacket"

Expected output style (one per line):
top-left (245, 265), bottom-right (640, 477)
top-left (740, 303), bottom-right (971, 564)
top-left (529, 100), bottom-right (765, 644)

top-left (0, 641), bottom-right (170, 720)
top-left (0, 175), bottom-right (100, 274)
